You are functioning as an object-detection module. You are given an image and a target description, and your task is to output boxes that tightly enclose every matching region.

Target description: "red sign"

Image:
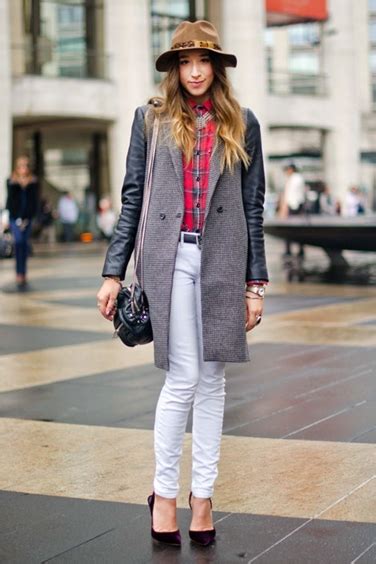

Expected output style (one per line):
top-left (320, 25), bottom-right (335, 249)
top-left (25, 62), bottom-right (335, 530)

top-left (266, 0), bottom-right (328, 26)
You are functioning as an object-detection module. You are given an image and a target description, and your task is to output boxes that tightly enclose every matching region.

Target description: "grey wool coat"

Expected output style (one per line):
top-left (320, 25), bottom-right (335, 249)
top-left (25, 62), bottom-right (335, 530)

top-left (102, 103), bottom-right (268, 370)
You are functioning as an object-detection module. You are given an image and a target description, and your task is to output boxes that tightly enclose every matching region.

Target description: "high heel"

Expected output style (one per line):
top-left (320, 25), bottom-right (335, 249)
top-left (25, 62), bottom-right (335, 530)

top-left (147, 492), bottom-right (181, 546)
top-left (188, 492), bottom-right (216, 546)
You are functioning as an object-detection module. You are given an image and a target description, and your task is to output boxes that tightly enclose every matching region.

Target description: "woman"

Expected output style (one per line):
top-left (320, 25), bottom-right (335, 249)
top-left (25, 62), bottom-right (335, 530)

top-left (97, 20), bottom-right (268, 546)
top-left (6, 156), bottom-right (39, 289)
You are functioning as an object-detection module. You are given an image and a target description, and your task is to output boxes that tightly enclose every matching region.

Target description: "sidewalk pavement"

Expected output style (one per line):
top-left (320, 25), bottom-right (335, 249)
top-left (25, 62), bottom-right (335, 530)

top-left (0, 238), bottom-right (375, 563)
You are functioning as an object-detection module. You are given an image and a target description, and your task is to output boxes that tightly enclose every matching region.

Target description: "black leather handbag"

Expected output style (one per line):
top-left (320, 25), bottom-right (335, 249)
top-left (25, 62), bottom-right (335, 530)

top-left (113, 284), bottom-right (152, 347)
top-left (113, 113), bottom-right (159, 347)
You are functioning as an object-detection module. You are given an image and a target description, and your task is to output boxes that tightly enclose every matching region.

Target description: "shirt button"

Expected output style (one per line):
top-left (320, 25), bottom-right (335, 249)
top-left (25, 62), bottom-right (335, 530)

top-left (176, 212), bottom-right (182, 218)
top-left (217, 206), bottom-right (223, 213)
top-left (196, 202), bottom-right (200, 208)
top-left (196, 176), bottom-right (200, 182)
top-left (160, 213), bottom-right (166, 220)
top-left (196, 150), bottom-right (200, 155)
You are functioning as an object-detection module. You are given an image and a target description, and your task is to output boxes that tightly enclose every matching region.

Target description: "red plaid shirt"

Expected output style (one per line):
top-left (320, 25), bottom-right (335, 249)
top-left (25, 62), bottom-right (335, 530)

top-left (181, 98), bottom-right (267, 286)
top-left (181, 98), bottom-right (215, 233)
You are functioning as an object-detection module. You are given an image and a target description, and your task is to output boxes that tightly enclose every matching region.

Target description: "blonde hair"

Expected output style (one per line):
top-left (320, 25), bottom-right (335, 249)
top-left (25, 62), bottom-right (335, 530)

top-left (11, 155), bottom-right (34, 184)
top-left (153, 52), bottom-right (250, 173)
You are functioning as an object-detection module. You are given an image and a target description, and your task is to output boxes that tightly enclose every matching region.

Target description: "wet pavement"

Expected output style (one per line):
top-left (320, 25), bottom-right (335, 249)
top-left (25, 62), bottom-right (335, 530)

top-left (0, 237), bottom-right (375, 563)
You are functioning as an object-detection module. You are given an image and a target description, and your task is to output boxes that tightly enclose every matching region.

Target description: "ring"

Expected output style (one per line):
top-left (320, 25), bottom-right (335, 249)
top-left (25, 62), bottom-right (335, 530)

top-left (256, 315), bottom-right (262, 325)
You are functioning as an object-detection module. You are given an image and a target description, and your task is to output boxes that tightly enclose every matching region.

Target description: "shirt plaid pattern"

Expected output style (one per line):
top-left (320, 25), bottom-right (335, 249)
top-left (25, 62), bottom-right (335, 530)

top-left (180, 98), bottom-right (267, 286)
top-left (181, 98), bottom-right (216, 233)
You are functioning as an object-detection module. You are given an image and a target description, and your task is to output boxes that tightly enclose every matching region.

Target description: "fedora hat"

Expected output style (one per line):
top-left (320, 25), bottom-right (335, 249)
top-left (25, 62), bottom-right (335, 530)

top-left (155, 20), bottom-right (237, 72)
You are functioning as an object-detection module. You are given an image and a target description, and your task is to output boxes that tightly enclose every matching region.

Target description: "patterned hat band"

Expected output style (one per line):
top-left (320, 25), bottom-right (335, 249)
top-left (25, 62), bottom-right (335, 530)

top-left (155, 20), bottom-right (237, 72)
top-left (172, 40), bottom-right (222, 51)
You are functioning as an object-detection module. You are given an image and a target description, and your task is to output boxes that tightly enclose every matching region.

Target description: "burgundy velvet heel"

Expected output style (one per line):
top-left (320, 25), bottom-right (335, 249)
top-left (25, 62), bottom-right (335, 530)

top-left (147, 492), bottom-right (182, 546)
top-left (188, 492), bottom-right (216, 546)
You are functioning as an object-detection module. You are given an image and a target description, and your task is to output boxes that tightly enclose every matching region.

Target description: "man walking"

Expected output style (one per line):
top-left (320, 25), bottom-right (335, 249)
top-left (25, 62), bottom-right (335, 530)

top-left (279, 163), bottom-right (306, 256)
top-left (58, 191), bottom-right (79, 242)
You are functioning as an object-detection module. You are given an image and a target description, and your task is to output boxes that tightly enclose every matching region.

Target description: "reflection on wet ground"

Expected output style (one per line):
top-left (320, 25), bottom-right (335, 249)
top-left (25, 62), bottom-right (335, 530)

top-left (0, 238), bottom-right (375, 563)
top-left (266, 238), bottom-right (376, 286)
top-left (285, 260), bottom-right (376, 285)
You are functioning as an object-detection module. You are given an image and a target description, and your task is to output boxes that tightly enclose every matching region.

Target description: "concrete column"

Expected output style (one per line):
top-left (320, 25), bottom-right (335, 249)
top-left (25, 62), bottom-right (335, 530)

top-left (219, 0), bottom-right (269, 186)
top-left (323, 0), bottom-right (361, 207)
top-left (104, 0), bottom-right (153, 210)
top-left (0, 0), bottom-right (12, 208)
top-left (220, 0), bottom-right (268, 124)
top-left (272, 28), bottom-right (290, 95)
top-left (354, 0), bottom-right (370, 113)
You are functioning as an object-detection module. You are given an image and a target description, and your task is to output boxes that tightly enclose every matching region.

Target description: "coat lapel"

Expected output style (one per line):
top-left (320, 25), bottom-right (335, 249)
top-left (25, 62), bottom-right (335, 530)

top-left (205, 138), bottom-right (223, 222)
top-left (168, 142), bottom-right (184, 195)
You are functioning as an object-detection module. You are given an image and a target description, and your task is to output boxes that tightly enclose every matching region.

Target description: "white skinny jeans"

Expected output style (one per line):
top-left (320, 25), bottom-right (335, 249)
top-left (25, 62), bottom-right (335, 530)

top-left (153, 237), bottom-right (226, 499)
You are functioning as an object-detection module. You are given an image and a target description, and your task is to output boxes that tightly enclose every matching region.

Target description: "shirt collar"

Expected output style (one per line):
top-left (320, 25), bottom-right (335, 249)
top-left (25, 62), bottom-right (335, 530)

top-left (187, 98), bottom-right (213, 113)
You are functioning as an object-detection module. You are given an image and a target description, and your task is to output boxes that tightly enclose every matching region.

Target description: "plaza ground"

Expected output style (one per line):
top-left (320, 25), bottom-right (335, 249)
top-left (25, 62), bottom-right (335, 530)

top-left (0, 237), bottom-right (375, 563)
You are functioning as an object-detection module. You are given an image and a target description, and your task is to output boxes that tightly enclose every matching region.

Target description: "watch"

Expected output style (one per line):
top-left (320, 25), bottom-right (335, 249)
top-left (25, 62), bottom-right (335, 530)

top-left (246, 285), bottom-right (266, 298)
top-left (104, 276), bottom-right (122, 286)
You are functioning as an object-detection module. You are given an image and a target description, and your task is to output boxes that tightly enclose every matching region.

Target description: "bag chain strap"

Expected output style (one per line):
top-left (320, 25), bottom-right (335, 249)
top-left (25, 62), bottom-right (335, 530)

top-left (130, 114), bottom-right (160, 312)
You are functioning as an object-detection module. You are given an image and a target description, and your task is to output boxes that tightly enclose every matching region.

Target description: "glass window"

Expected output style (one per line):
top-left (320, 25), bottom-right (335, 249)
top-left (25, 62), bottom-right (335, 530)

top-left (288, 23), bottom-right (320, 47)
top-left (151, 0), bottom-right (206, 82)
top-left (264, 29), bottom-right (274, 47)
top-left (41, 1), bottom-right (87, 77)
top-left (289, 52), bottom-right (319, 74)
top-left (152, 0), bottom-right (190, 18)
top-left (370, 21), bottom-right (376, 43)
top-left (370, 51), bottom-right (376, 73)
top-left (369, 0), bottom-right (376, 13)
top-left (22, 0), bottom-right (105, 79)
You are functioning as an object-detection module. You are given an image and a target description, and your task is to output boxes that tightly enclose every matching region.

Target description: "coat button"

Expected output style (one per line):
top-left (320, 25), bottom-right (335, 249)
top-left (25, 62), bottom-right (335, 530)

top-left (160, 213), bottom-right (166, 220)
top-left (217, 206), bottom-right (224, 213)
top-left (176, 212), bottom-right (182, 218)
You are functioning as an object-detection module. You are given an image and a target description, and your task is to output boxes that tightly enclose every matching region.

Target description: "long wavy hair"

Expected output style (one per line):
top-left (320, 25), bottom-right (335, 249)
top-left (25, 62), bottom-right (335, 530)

top-left (153, 52), bottom-right (250, 173)
top-left (11, 155), bottom-right (35, 185)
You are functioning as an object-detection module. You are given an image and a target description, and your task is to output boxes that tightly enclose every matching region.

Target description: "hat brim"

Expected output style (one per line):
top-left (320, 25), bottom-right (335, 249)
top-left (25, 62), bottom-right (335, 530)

top-left (155, 48), bottom-right (237, 72)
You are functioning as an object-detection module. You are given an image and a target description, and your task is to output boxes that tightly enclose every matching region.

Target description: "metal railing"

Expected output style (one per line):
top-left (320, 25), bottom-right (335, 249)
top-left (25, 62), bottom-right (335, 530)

top-left (268, 70), bottom-right (328, 97)
top-left (11, 42), bottom-right (110, 80)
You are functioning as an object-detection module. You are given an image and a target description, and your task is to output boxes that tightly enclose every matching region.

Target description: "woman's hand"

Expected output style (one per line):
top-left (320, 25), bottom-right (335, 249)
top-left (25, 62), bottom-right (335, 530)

top-left (245, 295), bottom-right (264, 332)
top-left (97, 279), bottom-right (122, 321)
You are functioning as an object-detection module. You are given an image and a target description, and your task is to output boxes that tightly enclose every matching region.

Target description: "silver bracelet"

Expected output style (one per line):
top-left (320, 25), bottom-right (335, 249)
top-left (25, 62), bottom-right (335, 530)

top-left (245, 291), bottom-right (264, 299)
top-left (104, 276), bottom-right (122, 287)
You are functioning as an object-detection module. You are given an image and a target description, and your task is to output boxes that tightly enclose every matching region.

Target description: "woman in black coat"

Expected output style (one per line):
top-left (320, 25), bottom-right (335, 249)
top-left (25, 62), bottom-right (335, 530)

top-left (6, 156), bottom-right (39, 289)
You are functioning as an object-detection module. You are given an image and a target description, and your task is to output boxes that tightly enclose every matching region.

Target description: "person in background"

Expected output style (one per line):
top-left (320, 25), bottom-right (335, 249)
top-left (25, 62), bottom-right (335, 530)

top-left (57, 191), bottom-right (79, 242)
top-left (279, 163), bottom-right (306, 256)
top-left (344, 186), bottom-right (366, 217)
top-left (37, 197), bottom-right (57, 245)
top-left (6, 155), bottom-right (39, 290)
top-left (97, 197), bottom-right (116, 241)
top-left (318, 181), bottom-right (337, 216)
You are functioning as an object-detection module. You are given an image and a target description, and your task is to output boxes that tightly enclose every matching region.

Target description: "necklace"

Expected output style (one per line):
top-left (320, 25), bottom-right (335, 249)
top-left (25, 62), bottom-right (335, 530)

top-left (195, 110), bottom-right (214, 130)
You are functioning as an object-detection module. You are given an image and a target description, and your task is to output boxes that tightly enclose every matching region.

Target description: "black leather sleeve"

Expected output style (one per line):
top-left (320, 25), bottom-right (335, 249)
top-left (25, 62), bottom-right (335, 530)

top-left (5, 180), bottom-right (12, 215)
top-left (102, 106), bottom-right (147, 279)
top-left (241, 109), bottom-right (269, 282)
top-left (5, 180), bottom-right (39, 219)
top-left (28, 182), bottom-right (39, 219)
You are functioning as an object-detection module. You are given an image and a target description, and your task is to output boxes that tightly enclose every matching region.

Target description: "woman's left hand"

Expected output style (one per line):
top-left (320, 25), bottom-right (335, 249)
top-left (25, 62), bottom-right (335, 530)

top-left (245, 295), bottom-right (264, 332)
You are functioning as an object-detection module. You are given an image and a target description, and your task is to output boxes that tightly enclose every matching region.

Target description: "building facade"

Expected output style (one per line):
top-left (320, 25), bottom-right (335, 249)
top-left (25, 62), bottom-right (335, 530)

top-left (0, 0), bottom-right (375, 214)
